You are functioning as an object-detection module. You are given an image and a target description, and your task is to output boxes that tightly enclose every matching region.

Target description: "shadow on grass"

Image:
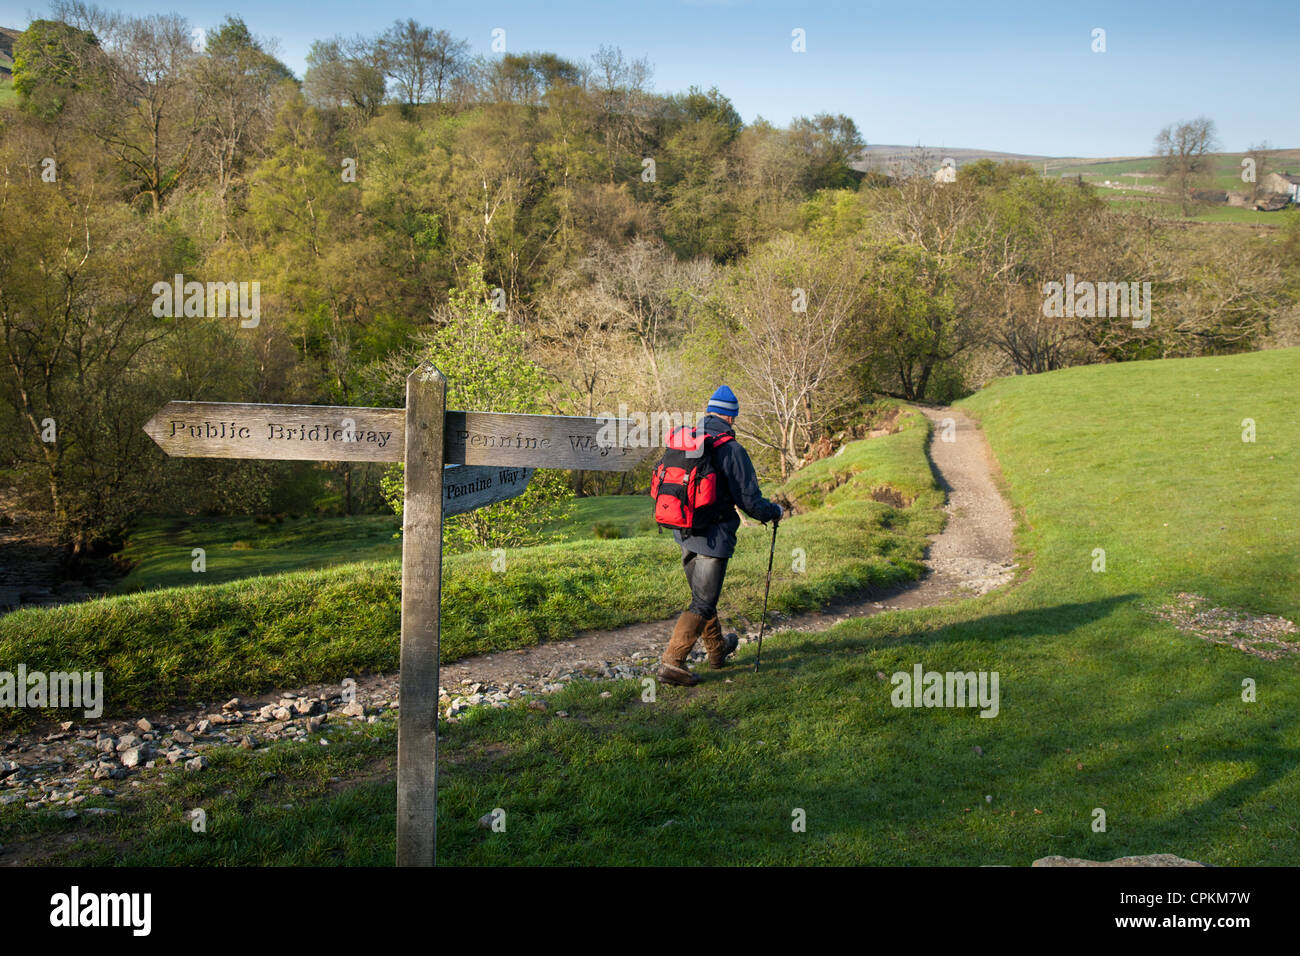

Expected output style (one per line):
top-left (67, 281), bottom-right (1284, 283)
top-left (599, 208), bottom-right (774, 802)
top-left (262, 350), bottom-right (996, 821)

top-left (733, 592), bottom-right (1299, 865)
top-left (753, 593), bottom-right (1143, 670)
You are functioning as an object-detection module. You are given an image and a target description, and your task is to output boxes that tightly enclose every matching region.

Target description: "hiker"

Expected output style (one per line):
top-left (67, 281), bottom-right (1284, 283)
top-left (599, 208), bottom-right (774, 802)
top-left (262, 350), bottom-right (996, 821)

top-left (657, 385), bottom-right (785, 686)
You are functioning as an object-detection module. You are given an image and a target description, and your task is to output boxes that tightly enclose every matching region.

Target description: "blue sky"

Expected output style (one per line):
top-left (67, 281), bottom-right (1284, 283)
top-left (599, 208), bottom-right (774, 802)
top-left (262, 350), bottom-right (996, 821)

top-left (2, 0), bottom-right (1294, 157)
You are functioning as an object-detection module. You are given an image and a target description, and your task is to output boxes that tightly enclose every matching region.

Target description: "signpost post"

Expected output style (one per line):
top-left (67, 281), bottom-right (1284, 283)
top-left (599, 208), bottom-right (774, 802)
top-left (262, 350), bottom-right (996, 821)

top-left (144, 361), bottom-right (646, 866)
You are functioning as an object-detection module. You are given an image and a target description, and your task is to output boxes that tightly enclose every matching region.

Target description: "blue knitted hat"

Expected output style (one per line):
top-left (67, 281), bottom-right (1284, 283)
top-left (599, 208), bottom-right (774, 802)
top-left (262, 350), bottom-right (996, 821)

top-left (706, 385), bottom-right (739, 417)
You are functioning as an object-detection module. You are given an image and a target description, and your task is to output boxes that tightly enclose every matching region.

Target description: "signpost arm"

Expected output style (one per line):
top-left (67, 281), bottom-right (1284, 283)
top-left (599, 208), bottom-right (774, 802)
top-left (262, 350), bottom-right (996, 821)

top-left (396, 362), bottom-right (447, 867)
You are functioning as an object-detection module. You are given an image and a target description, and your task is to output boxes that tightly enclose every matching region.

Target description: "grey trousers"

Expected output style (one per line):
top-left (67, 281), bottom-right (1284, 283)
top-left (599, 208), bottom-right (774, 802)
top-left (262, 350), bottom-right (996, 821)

top-left (682, 550), bottom-right (728, 619)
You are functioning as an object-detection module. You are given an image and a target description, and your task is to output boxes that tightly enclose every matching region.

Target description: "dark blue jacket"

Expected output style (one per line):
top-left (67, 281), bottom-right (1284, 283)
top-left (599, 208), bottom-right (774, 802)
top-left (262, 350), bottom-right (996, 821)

top-left (674, 414), bottom-right (782, 559)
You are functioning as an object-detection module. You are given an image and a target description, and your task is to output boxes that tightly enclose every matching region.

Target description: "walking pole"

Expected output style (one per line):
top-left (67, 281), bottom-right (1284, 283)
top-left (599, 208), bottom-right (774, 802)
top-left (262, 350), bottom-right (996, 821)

top-left (753, 520), bottom-right (778, 673)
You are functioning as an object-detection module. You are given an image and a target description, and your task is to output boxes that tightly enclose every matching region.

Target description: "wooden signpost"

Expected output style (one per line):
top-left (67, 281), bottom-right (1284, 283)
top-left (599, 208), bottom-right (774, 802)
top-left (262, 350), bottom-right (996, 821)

top-left (144, 361), bottom-right (647, 866)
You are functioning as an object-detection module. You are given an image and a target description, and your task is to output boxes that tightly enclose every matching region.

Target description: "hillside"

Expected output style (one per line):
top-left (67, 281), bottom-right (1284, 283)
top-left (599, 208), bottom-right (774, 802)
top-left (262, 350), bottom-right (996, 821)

top-left (3, 349), bottom-right (1297, 866)
top-left (0, 27), bottom-right (18, 77)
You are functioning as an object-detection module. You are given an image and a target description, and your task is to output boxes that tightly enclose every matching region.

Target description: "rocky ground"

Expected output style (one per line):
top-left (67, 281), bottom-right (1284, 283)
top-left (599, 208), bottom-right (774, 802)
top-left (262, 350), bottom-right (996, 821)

top-left (0, 638), bottom-right (770, 818)
top-left (1152, 591), bottom-right (1299, 660)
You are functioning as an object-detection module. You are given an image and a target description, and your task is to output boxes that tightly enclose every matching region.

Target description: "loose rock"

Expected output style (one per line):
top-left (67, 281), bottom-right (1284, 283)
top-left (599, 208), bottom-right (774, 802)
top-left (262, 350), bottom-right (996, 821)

top-left (119, 746), bottom-right (150, 769)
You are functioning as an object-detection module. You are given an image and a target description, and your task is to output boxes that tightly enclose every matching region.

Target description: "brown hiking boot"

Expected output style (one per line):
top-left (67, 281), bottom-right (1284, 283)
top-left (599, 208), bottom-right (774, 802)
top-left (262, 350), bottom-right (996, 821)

top-left (657, 662), bottom-right (699, 687)
top-left (660, 611), bottom-right (705, 686)
top-left (701, 615), bottom-right (740, 669)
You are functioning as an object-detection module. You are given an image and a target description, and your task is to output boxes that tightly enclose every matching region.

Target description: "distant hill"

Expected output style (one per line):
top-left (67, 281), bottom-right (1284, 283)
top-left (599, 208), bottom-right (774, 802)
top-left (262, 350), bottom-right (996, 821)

top-left (852, 144), bottom-right (1058, 174)
top-left (853, 144), bottom-right (1300, 186)
top-left (0, 27), bottom-right (19, 78)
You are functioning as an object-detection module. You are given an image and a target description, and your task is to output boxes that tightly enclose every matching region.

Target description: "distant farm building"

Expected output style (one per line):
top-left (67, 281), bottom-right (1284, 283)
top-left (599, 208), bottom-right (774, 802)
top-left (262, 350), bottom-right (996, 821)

top-left (1254, 193), bottom-right (1292, 212)
top-left (934, 162), bottom-right (956, 183)
top-left (1261, 171), bottom-right (1300, 203)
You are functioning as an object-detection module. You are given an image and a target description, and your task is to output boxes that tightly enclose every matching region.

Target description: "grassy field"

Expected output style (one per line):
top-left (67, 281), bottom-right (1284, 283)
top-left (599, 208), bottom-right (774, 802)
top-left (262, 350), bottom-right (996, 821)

top-left (539, 494), bottom-right (659, 542)
top-left (0, 407), bottom-right (941, 725)
top-left (1049, 148), bottom-right (1300, 192)
top-left (1049, 149), bottom-right (1299, 225)
top-left (116, 514), bottom-right (403, 592)
top-left (6, 348), bottom-right (1298, 866)
top-left (1099, 193), bottom-right (1287, 225)
top-left (116, 489), bottom-right (682, 593)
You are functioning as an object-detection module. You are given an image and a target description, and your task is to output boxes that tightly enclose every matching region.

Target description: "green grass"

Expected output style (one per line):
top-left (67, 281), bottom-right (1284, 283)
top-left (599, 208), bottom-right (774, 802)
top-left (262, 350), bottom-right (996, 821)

top-left (1100, 193), bottom-right (1287, 225)
top-left (9, 350), bottom-right (1299, 866)
top-left (0, 78), bottom-right (17, 108)
top-left (116, 493), bottom-right (679, 593)
top-left (538, 494), bottom-right (660, 542)
top-left (1050, 149), bottom-right (1300, 193)
top-left (116, 514), bottom-right (403, 591)
top-left (0, 408), bottom-right (940, 726)
top-left (966, 349), bottom-right (1298, 618)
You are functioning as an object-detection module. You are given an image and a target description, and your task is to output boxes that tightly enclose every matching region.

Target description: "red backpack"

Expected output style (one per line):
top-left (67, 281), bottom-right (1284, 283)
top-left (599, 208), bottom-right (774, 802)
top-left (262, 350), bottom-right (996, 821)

top-left (650, 426), bottom-right (733, 531)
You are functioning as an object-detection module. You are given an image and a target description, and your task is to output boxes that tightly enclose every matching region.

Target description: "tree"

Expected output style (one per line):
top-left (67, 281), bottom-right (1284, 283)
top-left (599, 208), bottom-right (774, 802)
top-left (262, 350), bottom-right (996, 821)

top-left (976, 169), bottom-right (1116, 373)
top-left (372, 267), bottom-right (572, 550)
top-left (864, 172), bottom-right (1004, 396)
top-left (11, 18), bottom-right (104, 119)
top-left (712, 233), bottom-right (863, 477)
top-left (72, 11), bottom-right (203, 214)
top-left (425, 28), bottom-right (470, 106)
top-left (676, 86), bottom-right (742, 139)
top-left (304, 35), bottom-right (387, 121)
top-left (0, 143), bottom-right (190, 551)
top-left (659, 92), bottom-right (744, 260)
top-left (531, 282), bottom-right (640, 496)
top-left (856, 242), bottom-right (963, 399)
top-left (1244, 141), bottom-right (1272, 203)
top-left (378, 19), bottom-right (469, 108)
top-left (788, 113), bottom-right (865, 191)
top-left (1148, 230), bottom-right (1284, 356)
top-left (443, 106), bottom-right (544, 300)
top-left (192, 17), bottom-right (295, 236)
top-left (579, 237), bottom-right (703, 407)
top-left (480, 51), bottom-right (582, 106)
top-left (731, 120), bottom-right (807, 249)
top-left (1153, 116), bottom-right (1219, 215)
top-left (589, 45), bottom-right (654, 182)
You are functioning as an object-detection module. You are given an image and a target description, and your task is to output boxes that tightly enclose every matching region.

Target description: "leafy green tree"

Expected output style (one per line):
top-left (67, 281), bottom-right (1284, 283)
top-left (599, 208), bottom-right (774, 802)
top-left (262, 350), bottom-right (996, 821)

top-left (789, 113), bottom-right (865, 191)
top-left (676, 86), bottom-right (743, 140)
top-left (854, 242), bottom-right (960, 401)
top-left (483, 51), bottom-right (584, 106)
top-left (660, 105), bottom-right (743, 260)
top-left (12, 18), bottom-right (104, 119)
top-left (377, 267), bottom-right (572, 551)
